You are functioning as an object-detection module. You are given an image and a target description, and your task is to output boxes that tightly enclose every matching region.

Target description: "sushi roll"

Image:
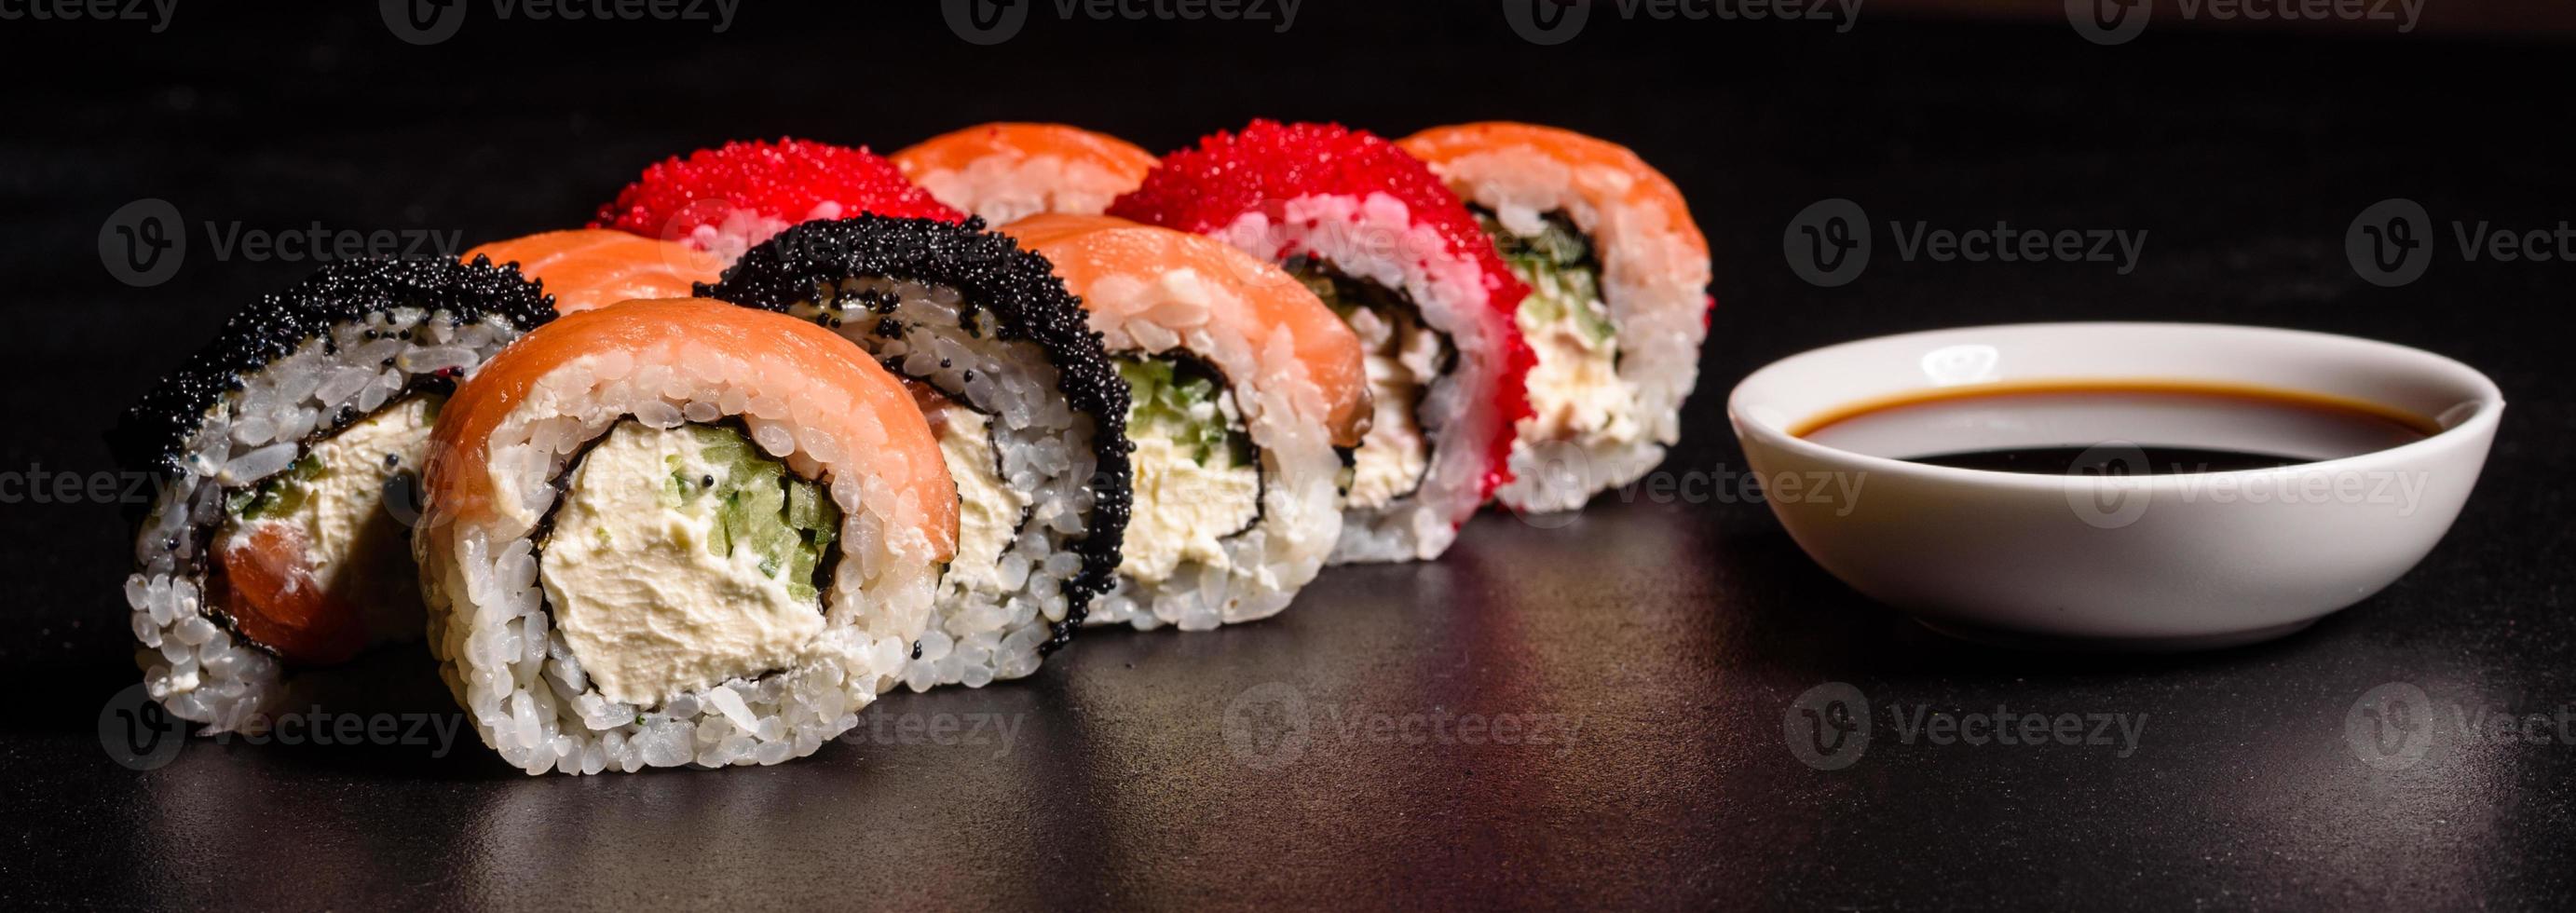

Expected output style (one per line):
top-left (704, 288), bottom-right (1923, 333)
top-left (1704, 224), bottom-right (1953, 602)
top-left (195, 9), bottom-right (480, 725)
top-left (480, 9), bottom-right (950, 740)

top-left (1004, 213), bottom-right (1370, 630)
top-left (112, 258), bottom-right (555, 732)
top-left (413, 298), bottom-right (955, 774)
top-left (702, 215), bottom-right (1130, 688)
top-left (893, 123), bottom-right (1158, 225)
top-left (1400, 123), bottom-right (1714, 512)
top-left (593, 137), bottom-right (961, 261)
top-left (463, 229), bottom-right (723, 314)
top-left (1109, 120), bottom-right (1533, 564)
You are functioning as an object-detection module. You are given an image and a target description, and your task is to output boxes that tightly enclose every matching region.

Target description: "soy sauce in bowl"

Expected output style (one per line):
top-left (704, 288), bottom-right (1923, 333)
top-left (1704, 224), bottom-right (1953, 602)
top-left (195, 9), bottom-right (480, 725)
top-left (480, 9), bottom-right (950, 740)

top-left (1792, 379), bottom-right (2439, 474)
top-left (1727, 322), bottom-right (2503, 649)
top-left (1907, 445), bottom-right (2307, 475)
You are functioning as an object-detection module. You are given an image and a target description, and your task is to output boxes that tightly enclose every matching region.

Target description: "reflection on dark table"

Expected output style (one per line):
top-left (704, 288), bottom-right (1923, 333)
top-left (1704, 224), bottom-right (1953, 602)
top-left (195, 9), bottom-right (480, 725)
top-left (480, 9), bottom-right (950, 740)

top-left (1, 5), bottom-right (2569, 910)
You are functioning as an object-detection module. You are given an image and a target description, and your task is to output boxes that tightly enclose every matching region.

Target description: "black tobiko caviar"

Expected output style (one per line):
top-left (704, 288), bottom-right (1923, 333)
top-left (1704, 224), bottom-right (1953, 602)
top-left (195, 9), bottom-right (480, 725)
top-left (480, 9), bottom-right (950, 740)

top-left (700, 214), bottom-right (1134, 653)
top-left (109, 257), bottom-right (554, 479)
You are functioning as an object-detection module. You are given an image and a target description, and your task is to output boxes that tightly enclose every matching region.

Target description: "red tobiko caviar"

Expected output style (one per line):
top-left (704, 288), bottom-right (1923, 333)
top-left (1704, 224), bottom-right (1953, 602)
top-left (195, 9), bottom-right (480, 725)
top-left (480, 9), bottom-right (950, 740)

top-left (593, 138), bottom-right (962, 253)
top-left (1111, 120), bottom-right (1533, 502)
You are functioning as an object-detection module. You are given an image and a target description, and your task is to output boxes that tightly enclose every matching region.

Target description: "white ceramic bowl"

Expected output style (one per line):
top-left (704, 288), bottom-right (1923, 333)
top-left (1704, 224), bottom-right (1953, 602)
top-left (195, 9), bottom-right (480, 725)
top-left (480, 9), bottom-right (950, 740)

top-left (1726, 323), bottom-right (2503, 649)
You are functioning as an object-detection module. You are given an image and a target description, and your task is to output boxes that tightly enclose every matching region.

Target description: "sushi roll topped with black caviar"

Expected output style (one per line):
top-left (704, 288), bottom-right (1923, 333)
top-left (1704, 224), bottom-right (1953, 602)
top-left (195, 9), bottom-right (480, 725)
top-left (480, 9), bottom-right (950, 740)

top-left (113, 257), bottom-right (554, 732)
top-left (702, 213), bottom-right (1132, 690)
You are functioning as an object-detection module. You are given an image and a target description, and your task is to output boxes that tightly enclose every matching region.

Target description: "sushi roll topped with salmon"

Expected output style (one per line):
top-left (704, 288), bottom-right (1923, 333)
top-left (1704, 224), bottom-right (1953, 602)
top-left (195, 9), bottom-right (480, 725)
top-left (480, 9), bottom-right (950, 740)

top-left (1005, 213), bottom-right (1370, 630)
top-left (414, 297), bottom-right (956, 774)
top-left (1111, 120), bottom-right (1533, 564)
top-left (113, 257), bottom-right (555, 731)
top-left (894, 123), bottom-right (1158, 225)
top-left (593, 137), bottom-right (961, 261)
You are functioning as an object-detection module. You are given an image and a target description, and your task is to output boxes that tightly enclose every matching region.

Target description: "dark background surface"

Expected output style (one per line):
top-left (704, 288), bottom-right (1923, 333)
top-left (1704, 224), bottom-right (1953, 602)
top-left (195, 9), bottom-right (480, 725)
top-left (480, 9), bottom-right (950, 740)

top-left (3, 3), bottom-right (2571, 910)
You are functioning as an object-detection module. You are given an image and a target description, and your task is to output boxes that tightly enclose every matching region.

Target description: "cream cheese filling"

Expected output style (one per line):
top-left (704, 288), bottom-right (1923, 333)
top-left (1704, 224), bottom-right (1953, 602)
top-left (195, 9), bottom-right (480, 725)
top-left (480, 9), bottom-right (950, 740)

top-left (219, 393), bottom-right (439, 644)
top-left (1343, 307), bottom-right (1437, 511)
top-left (541, 421), bottom-right (825, 707)
top-left (922, 401), bottom-right (1031, 596)
top-left (1491, 210), bottom-right (1642, 449)
top-left (1518, 304), bottom-right (1640, 447)
top-left (1120, 383), bottom-right (1261, 583)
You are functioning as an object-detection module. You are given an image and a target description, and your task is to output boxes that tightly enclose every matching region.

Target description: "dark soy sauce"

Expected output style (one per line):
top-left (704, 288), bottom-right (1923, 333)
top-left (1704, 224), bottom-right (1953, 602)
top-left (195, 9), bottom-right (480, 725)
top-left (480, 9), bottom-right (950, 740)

top-left (1907, 446), bottom-right (2305, 476)
top-left (1793, 380), bottom-right (2438, 476)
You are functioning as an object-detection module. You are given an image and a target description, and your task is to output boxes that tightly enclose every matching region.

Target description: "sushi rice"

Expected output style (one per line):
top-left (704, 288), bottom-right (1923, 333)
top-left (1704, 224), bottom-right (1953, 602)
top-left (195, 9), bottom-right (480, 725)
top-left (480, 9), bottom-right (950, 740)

top-left (114, 258), bottom-right (555, 732)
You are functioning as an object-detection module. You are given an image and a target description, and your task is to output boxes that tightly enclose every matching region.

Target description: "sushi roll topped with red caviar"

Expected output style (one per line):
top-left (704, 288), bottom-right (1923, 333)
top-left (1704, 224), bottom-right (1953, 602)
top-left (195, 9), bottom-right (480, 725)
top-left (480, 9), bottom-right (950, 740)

top-left (1402, 122), bottom-right (1714, 513)
top-left (593, 137), bottom-right (961, 261)
top-left (1111, 120), bottom-right (1533, 564)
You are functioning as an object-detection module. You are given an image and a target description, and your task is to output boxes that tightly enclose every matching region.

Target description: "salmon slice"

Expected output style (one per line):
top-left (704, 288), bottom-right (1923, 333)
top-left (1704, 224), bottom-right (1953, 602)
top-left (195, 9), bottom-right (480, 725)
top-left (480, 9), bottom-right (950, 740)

top-left (463, 229), bottom-right (724, 315)
top-left (893, 124), bottom-right (1159, 223)
top-left (1002, 213), bottom-right (1371, 448)
top-left (1397, 122), bottom-right (1710, 261)
top-left (211, 522), bottom-right (370, 665)
top-left (420, 297), bottom-right (958, 560)
top-left (893, 122), bottom-right (1156, 184)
